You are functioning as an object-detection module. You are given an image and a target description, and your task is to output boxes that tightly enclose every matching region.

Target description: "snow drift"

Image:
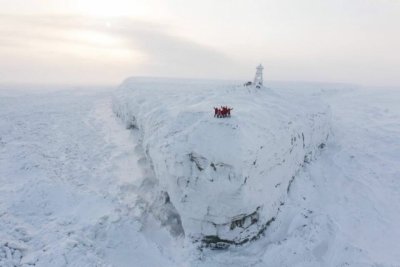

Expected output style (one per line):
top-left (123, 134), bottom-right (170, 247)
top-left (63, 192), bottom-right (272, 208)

top-left (112, 77), bottom-right (330, 247)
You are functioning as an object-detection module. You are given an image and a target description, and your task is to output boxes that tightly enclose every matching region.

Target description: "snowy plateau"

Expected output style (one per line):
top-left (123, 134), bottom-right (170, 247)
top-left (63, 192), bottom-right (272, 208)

top-left (112, 78), bottom-right (330, 247)
top-left (1, 80), bottom-right (400, 267)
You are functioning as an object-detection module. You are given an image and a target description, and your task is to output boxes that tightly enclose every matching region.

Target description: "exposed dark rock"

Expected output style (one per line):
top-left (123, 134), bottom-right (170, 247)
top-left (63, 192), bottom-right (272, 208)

top-left (189, 152), bottom-right (208, 171)
top-left (303, 152), bottom-right (312, 164)
top-left (210, 162), bottom-right (217, 171)
top-left (201, 216), bottom-right (276, 249)
top-left (230, 209), bottom-right (259, 230)
top-left (152, 191), bottom-right (185, 237)
top-left (287, 176), bottom-right (295, 193)
top-left (125, 116), bottom-right (138, 130)
top-left (126, 123), bottom-right (137, 130)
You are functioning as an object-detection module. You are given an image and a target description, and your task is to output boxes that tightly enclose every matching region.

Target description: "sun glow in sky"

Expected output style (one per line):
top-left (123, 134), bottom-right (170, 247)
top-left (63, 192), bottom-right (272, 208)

top-left (75, 1), bottom-right (135, 17)
top-left (0, 0), bottom-right (399, 86)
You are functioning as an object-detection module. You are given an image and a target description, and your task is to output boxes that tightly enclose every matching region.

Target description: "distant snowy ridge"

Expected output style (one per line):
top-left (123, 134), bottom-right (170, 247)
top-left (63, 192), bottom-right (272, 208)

top-left (112, 77), bottom-right (331, 247)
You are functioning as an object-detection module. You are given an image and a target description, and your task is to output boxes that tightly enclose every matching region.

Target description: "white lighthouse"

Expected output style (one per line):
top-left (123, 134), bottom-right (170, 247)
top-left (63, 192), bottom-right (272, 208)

top-left (253, 64), bottom-right (264, 87)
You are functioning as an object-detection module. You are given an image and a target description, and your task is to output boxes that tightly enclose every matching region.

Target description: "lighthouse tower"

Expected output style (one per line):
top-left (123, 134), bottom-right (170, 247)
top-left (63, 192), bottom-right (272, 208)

top-left (253, 64), bottom-right (264, 87)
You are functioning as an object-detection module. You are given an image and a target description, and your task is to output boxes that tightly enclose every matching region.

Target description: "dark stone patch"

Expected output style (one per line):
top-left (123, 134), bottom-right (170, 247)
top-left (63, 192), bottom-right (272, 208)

top-left (189, 152), bottom-right (206, 171)
top-left (210, 162), bottom-right (217, 171)
top-left (287, 176), bottom-right (295, 193)
top-left (201, 216), bottom-right (276, 249)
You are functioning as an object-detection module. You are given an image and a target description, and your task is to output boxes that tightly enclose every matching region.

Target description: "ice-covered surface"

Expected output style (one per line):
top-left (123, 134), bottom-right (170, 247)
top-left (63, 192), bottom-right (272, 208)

top-left (0, 88), bottom-right (180, 266)
top-left (112, 78), bottom-right (330, 245)
top-left (1, 81), bottom-right (400, 266)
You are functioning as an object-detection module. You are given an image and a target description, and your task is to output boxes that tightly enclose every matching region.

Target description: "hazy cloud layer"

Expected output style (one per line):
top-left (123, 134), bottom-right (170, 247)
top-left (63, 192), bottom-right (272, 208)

top-left (1, 0), bottom-right (400, 87)
top-left (0, 15), bottom-right (239, 85)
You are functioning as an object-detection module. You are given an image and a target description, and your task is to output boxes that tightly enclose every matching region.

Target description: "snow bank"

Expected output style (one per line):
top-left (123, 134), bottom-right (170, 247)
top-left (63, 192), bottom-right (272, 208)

top-left (113, 77), bottom-right (330, 246)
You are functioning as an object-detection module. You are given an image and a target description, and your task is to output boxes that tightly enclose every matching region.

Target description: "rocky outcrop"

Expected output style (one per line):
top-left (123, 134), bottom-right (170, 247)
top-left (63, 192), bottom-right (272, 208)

top-left (113, 77), bottom-right (331, 247)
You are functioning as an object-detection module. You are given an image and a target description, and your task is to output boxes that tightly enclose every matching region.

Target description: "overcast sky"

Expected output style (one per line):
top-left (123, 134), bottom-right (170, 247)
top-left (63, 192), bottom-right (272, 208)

top-left (0, 0), bottom-right (399, 86)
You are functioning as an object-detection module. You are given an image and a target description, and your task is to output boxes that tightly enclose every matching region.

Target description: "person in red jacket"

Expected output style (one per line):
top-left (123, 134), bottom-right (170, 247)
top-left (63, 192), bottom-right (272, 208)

top-left (213, 106), bottom-right (233, 118)
top-left (226, 107), bottom-right (230, 117)
top-left (214, 107), bottom-right (219, 117)
top-left (221, 106), bottom-right (226, 117)
top-left (227, 107), bottom-right (233, 117)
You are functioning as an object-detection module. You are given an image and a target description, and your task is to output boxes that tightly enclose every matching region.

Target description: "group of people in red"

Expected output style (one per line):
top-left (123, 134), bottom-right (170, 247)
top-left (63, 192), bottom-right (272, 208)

top-left (213, 106), bottom-right (233, 118)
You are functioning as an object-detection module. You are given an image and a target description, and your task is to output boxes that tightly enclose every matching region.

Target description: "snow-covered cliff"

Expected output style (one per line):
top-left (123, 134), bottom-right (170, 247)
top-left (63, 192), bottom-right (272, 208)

top-left (112, 77), bottom-right (330, 247)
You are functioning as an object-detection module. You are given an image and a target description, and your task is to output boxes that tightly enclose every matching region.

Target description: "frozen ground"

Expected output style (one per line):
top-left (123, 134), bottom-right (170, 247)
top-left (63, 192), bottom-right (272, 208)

top-left (0, 82), bottom-right (399, 266)
top-left (112, 78), bottom-right (331, 247)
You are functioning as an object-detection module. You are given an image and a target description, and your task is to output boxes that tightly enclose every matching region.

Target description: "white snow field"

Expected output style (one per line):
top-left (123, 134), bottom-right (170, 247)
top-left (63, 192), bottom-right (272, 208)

top-left (0, 81), bottom-right (399, 266)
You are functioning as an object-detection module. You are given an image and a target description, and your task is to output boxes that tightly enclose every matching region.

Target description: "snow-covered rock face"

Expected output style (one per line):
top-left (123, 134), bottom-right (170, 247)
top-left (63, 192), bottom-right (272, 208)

top-left (113, 77), bottom-right (330, 247)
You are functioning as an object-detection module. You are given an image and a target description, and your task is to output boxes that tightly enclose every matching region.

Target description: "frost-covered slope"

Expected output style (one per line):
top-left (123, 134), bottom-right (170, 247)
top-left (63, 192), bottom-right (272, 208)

top-left (0, 89), bottom-right (180, 266)
top-left (113, 78), bottom-right (330, 245)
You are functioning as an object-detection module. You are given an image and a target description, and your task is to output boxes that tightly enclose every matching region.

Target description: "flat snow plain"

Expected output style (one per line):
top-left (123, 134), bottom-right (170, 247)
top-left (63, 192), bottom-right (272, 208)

top-left (0, 82), bottom-right (399, 266)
